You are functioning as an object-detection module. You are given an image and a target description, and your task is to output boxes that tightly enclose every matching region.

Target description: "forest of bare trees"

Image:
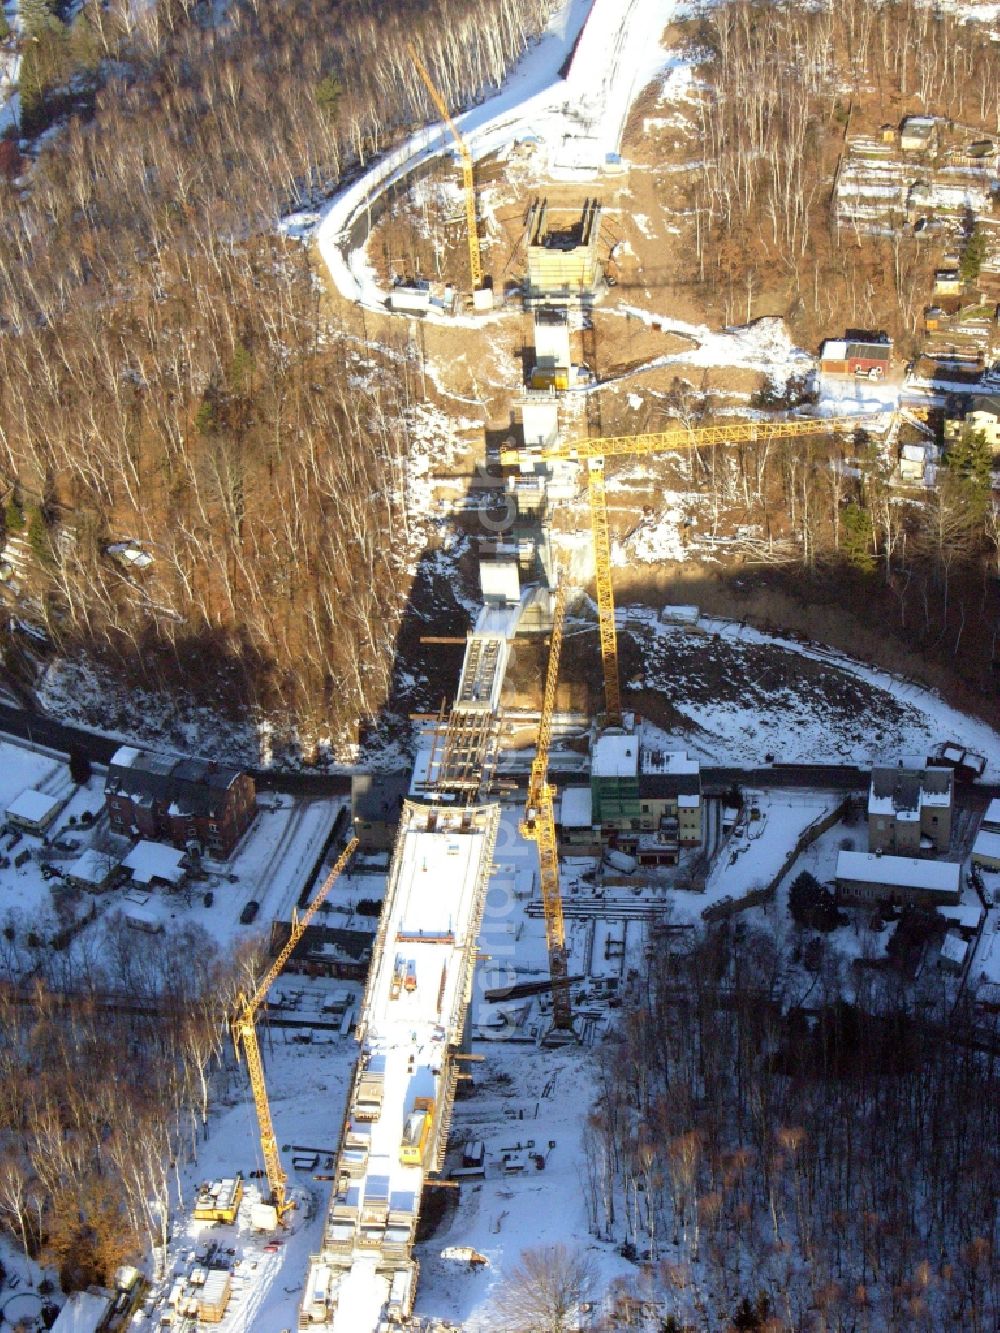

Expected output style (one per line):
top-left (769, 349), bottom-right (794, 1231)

top-left (0, 0), bottom-right (556, 747)
top-left (0, 916), bottom-right (255, 1291)
top-left (585, 924), bottom-right (999, 1332)
top-left (686, 0), bottom-right (998, 344)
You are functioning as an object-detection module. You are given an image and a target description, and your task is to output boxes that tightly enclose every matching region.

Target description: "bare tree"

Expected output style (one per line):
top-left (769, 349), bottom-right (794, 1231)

top-left (490, 1243), bottom-right (599, 1333)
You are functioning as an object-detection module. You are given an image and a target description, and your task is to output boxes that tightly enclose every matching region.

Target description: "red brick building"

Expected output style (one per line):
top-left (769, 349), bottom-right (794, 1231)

top-left (105, 746), bottom-right (256, 859)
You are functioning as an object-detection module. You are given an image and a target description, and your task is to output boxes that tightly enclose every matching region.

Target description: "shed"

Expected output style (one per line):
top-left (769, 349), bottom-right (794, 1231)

top-left (6, 787), bottom-right (62, 834)
top-left (900, 115), bottom-right (938, 153)
top-left (835, 850), bottom-right (960, 907)
top-left (123, 840), bottom-right (187, 888)
top-left (972, 827), bottom-right (1000, 871)
top-left (67, 848), bottom-right (121, 892)
top-left (938, 930), bottom-right (969, 973)
top-left (50, 1290), bottom-right (113, 1333)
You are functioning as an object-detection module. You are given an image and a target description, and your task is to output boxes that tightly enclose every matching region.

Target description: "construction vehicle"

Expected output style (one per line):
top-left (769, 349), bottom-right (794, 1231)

top-left (409, 45), bottom-right (488, 305)
top-left (500, 417), bottom-right (875, 728)
top-left (520, 582), bottom-right (572, 1030)
top-left (399, 1096), bottom-right (435, 1167)
top-left (231, 836), bottom-right (359, 1226)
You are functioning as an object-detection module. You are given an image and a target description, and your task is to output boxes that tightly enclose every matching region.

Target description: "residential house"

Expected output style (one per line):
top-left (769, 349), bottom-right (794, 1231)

top-left (589, 731), bottom-right (702, 859)
top-left (637, 750), bottom-right (703, 854)
top-left (819, 333), bottom-right (893, 380)
top-left (66, 848), bottom-right (121, 892)
top-left (933, 268), bottom-right (963, 297)
top-left (105, 745), bottom-right (256, 858)
top-left (867, 761), bottom-right (953, 854)
top-left (898, 442), bottom-right (929, 482)
top-left (5, 787), bottom-right (62, 834)
top-left (835, 850), bottom-right (961, 907)
top-left (943, 394), bottom-right (1000, 454)
top-left (899, 115), bottom-right (939, 154)
top-left (123, 840), bottom-right (188, 889)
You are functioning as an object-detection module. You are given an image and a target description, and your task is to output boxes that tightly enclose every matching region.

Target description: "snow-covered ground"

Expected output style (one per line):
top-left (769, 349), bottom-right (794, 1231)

top-left (310, 0), bottom-right (679, 312)
top-left (612, 309), bottom-right (814, 391)
top-left (628, 607), bottom-right (1000, 775)
top-left (0, 733), bottom-right (348, 973)
top-left (132, 1034), bottom-right (359, 1333)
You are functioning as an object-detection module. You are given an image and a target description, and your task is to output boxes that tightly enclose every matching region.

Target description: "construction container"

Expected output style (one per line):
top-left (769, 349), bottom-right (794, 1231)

top-left (193, 1174), bottom-right (243, 1224)
top-left (388, 282), bottom-right (431, 314)
top-left (529, 366), bottom-right (570, 392)
top-left (400, 1098), bottom-right (434, 1166)
top-left (304, 1264), bottom-right (332, 1323)
top-left (197, 1270), bottom-right (231, 1324)
top-left (353, 1068), bottom-right (384, 1121)
top-left (250, 1202), bottom-right (278, 1231)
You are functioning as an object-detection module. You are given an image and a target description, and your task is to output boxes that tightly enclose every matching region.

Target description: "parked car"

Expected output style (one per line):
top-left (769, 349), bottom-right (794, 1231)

top-left (240, 900), bottom-right (260, 925)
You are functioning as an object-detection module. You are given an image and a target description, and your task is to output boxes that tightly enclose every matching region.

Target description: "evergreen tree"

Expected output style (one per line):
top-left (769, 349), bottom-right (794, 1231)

top-left (315, 73), bottom-right (343, 122)
top-left (841, 501), bottom-right (874, 573)
top-left (4, 497), bottom-right (24, 533)
top-left (959, 225), bottom-right (988, 284)
top-left (26, 504), bottom-right (50, 564)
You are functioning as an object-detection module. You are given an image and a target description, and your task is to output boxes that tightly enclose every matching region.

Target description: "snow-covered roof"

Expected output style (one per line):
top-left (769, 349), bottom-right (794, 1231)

top-left (68, 848), bottom-right (119, 885)
top-left (821, 339), bottom-right (848, 360)
top-left (591, 732), bottom-right (638, 779)
top-left (6, 787), bottom-right (60, 825)
top-left (901, 115), bottom-right (936, 133)
top-left (901, 443), bottom-right (927, 462)
top-left (937, 899), bottom-right (983, 931)
top-left (972, 923), bottom-right (1000, 986)
top-left (110, 744), bottom-right (141, 768)
top-left (836, 851), bottom-right (960, 893)
top-left (123, 840), bottom-right (187, 886)
top-left (559, 786), bottom-right (593, 828)
top-left (973, 829), bottom-right (1000, 861)
top-left (983, 798), bottom-right (1000, 829)
top-left (641, 747), bottom-right (699, 775)
top-left (940, 931), bottom-right (968, 967)
top-left (678, 794), bottom-right (700, 809)
top-left (51, 1291), bottom-right (113, 1333)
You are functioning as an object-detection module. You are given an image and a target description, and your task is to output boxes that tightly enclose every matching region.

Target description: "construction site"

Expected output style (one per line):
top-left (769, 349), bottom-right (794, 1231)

top-left (114, 3), bottom-right (1000, 1331)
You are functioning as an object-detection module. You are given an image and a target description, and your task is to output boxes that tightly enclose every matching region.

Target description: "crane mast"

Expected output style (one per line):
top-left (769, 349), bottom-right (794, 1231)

top-left (409, 48), bottom-right (483, 293)
top-left (501, 415), bottom-right (874, 730)
top-left (232, 835), bottom-right (359, 1221)
top-left (520, 583), bottom-right (572, 1029)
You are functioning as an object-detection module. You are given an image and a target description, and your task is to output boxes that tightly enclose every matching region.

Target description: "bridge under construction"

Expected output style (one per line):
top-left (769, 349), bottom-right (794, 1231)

top-left (299, 593), bottom-right (535, 1326)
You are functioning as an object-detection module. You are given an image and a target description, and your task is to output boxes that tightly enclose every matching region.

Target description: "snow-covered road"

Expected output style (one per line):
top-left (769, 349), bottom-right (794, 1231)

top-left (312, 0), bottom-right (677, 313)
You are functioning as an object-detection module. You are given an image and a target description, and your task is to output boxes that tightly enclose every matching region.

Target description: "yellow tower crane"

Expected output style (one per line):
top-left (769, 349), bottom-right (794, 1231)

top-left (501, 416), bottom-right (874, 728)
top-left (409, 47), bottom-right (483, 294)
top-left (232, 835), bottom-right (359, 1224)
top-left (519, 582), bottom-right (572, 1029)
